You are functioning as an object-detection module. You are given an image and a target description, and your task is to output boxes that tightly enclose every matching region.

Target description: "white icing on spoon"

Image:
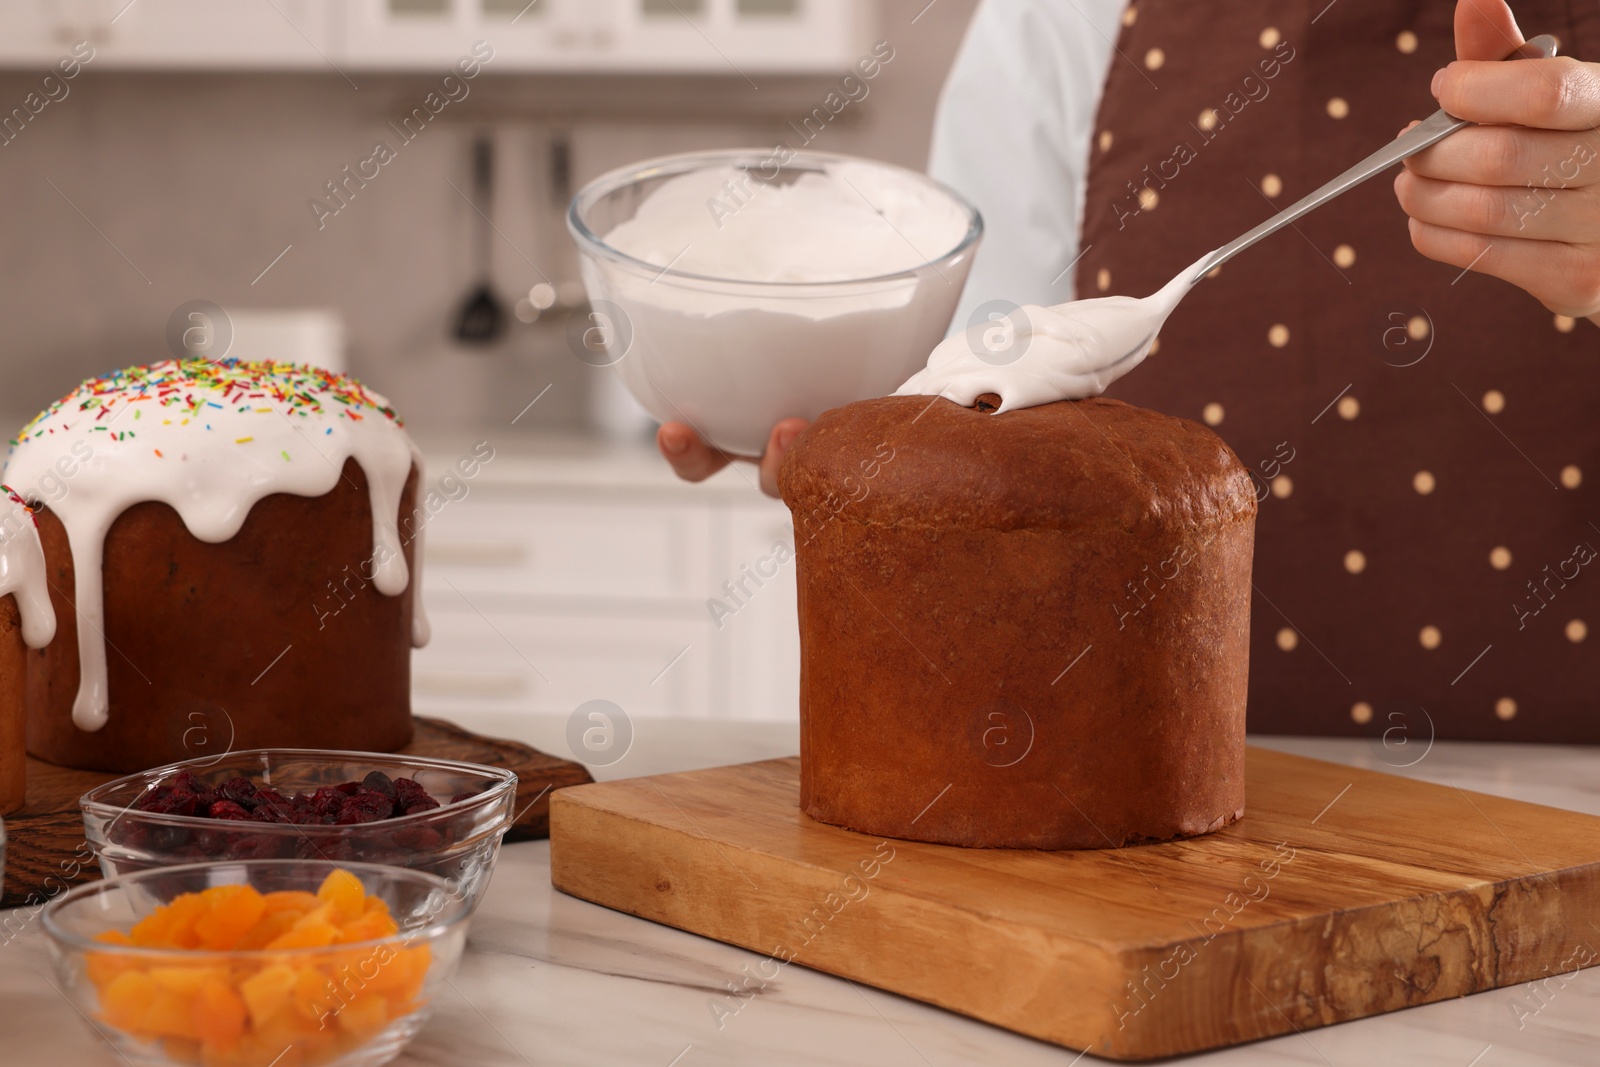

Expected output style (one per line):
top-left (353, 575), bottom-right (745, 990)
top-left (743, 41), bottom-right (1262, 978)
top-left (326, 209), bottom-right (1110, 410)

top-left (3, 360), bottom-right (427, 732)
top-left (900, 34), bottom-right (1569, 411)
top-left (895, 253), bottom-right (1206, 411)
top-left (0, 487), bottom-right (57, 649)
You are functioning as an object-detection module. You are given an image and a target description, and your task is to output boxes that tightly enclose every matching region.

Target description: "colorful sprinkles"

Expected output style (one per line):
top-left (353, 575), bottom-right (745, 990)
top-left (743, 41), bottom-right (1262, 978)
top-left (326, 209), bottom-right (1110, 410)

top-left (8, 359), bottom-right (403, 456)
top-left (1, 484), bottom-right (37, 525)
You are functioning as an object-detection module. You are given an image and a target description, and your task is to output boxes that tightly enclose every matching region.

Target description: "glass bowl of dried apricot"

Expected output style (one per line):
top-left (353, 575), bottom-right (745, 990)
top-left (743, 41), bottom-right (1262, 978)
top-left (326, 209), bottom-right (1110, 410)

top-left (43, 860), bottom-right (469, 1067)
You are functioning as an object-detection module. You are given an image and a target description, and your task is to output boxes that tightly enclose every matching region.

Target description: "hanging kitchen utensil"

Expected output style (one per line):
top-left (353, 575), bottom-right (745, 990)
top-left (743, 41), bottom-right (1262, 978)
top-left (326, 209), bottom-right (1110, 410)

top-left (453, 133), bottom-right (507, 345)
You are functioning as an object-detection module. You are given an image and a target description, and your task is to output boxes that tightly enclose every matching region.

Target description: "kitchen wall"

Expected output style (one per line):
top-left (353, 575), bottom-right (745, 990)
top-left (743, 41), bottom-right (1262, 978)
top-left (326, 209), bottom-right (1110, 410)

top-left (0, 0), bottom-right (978, 438)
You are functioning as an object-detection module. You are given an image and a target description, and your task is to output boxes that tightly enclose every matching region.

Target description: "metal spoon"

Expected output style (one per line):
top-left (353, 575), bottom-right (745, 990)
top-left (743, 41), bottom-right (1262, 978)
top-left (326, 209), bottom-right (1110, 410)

top-left (1109, 33), bottom-right (1561, 364)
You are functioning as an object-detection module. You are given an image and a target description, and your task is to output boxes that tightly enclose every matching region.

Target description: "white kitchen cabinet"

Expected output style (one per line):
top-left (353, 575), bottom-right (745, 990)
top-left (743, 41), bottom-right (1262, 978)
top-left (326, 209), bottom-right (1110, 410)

top-left (718, 502), bottom-right (801, 723)
top-left (342, 0), bottom-right (872, 73)
top-left (0, 0), bottom-right (334, 70)
top-left (0, 1), bottom-right (71, 65)
top-left (420, 491), bottom-right (714, 602)
top-left (0, 0), bottom-right (871, 73)
top-left (410, 438), bottom-right (800, 725)
top-left (412, 603), bottom-right (715, 721)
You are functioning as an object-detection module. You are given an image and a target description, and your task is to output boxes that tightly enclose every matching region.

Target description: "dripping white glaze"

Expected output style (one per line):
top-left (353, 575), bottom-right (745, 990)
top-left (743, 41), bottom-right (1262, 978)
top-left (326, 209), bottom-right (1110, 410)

top-left (0, 488), bottom-right (57, 649)
top-left (895, 254), bottom-right (1204, 411)
top-left (2, 360), bottom-right (428, 732)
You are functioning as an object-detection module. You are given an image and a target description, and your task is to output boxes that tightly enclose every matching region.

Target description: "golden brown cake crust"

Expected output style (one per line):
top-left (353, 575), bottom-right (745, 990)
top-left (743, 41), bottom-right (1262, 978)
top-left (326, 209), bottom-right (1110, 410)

top-left (782, 395), bottom-right (1257, 537)
top-left (779, 395), bottom-right (1256, 849)
top-left (25, 458), bottom-right (417, 773)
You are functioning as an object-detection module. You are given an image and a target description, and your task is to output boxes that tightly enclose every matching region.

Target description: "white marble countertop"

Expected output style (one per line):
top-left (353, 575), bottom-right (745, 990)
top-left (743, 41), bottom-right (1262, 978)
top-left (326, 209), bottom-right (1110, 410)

top-left (5, 720), bottom-right (1599, 1066)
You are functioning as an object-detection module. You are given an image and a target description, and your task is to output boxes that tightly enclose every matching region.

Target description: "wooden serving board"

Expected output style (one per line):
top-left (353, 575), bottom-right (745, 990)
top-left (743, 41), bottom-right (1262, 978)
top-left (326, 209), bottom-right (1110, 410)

top-left (550, 748), bottom-right (1600, 1061)
top-left (2, 716), bottom-right (591, 909)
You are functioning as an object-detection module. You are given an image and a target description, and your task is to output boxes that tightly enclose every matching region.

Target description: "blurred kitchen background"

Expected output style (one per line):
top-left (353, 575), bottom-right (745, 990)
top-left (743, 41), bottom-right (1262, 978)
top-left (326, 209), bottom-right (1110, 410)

top-left (0, 0), bottom-right (979, 728)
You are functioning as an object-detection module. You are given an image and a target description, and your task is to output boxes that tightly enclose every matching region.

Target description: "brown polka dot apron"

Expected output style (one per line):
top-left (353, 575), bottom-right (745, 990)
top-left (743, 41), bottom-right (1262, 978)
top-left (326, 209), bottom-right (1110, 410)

top-left (1080, 1), bottom-right (1600, 741)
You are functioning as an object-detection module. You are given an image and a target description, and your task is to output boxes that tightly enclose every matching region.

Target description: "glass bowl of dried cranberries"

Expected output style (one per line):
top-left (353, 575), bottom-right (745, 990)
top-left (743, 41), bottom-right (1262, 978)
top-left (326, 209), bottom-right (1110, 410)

top-left (81, 750), bottom-right (517, 912)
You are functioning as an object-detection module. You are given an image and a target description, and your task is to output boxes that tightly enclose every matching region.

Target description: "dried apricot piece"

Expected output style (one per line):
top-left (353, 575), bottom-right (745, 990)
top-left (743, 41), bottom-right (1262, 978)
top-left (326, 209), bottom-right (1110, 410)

top-left (149, 965), bottom-right (227, 997)
top-left (101, 970), bottom-right (158, 1032)
top-left (232, 911), bottom-right (298, 951)
top-left (314, 869), bottom-right (365, 924)
top-left (266, 904), bottom-right (339, 950)
top-left (144, 986), bottom-right (201, 1039)
top-left (335, 910), bottom-right (397, 945)
top-left (260, 891), bottom-right (319, 917)
top-left (290, 966), bottom-right (335, 1023)
top-left (86, 930), bottom-right (138, 986)
top-left (237, 963), bottom-right (298, 1028)
top-left (191, 975), bottom-right (247, 1047)
top-left (365, 944), bottom-right (430, 1000)
top-left (133, 891), bottom-right (208, 948)
top-left (194, 886), bottom-right (267, 950)
top-left (333, 992), bottom-right (389, 1041)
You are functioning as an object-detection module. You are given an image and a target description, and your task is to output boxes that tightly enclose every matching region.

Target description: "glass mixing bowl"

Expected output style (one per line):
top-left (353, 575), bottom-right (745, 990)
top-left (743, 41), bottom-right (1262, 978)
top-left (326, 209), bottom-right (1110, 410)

top-left (81, 749), bottom-right (516, 913)
top-left (568, 149), bottom-right (982, 456)
top-left (44, 859), bottom-right (470, 1067)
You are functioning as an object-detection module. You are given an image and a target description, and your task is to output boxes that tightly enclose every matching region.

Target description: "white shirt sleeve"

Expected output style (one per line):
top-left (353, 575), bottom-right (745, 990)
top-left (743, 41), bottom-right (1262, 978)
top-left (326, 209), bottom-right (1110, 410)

top-left (928, 0), bottom-right (1122, 335)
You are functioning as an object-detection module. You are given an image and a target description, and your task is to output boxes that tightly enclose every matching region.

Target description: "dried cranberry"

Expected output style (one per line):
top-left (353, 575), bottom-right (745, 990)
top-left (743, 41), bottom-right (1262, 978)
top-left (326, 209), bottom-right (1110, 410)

top-left (394, 825), bottom-right (444, 850)
top-left (320, 838), bottom-right (358, 862)
top-left (305, 787), bottom-right (345, 821)
top-left (218, 777), bottom-right (259, 809)
top-left (361, 771), bottom-right (397, 798)
top-left (251, 789), bottom-right (292, 819)
top-left (228, 834), bottom-right (286, 860)
top-left (208, 799), bottom-right (253, 821)
top-left (149, 826), bottom-right (190, 851)
top-left (335, 791), bottom-right (394, 825)
top-left (250, 802), bottom-right (292, 824)
top-left (335, 781), bottom-right (362, 797)
top-left (139, 788), bottom-right (200, 818)
top-left (131, 785), bottom-right (167, 812)
top-left (449, 791), bottom-right (480, 805)
top-left (393, 778), bottom-right (439, 814)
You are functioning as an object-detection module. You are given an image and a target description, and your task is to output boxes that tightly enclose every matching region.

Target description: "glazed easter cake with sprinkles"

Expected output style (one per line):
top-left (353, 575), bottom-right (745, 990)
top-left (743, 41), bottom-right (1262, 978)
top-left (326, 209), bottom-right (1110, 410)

top-left (0, 486), bottom-right (56, 811)
top-left (4, 359), bottom-right (426, 772)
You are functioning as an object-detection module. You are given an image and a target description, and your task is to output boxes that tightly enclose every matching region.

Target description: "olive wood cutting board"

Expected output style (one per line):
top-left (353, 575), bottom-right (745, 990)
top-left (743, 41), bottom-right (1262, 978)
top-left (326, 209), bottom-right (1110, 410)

top-left (2, 715), bottom-right (590, 909)
top-left (549, 747), bottom-right (1600, 1060)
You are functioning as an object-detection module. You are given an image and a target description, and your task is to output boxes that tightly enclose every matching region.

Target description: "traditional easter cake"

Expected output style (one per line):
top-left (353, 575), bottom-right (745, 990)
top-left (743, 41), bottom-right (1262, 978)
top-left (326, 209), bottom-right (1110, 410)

top-left (4, 360), bottom-right (426, 773)
top-left (778, 394), bottom-right (1256, 849)
top-left (0, 486), bottom-right (56, 813)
